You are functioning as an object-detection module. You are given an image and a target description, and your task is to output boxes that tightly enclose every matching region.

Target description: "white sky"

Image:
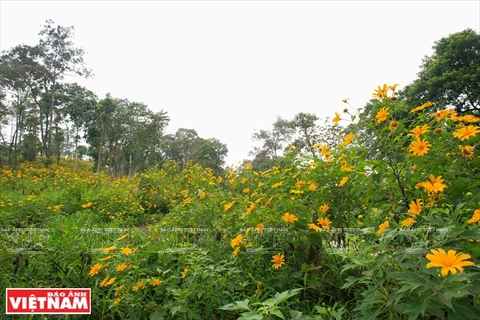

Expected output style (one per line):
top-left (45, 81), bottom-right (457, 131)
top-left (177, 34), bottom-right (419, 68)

top-left (1, 0), bottom-right (479, 166)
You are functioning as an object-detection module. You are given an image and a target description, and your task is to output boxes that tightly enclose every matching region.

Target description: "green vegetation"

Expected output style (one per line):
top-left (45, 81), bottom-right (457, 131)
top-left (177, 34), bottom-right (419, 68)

top-left (1, 22), bottom-right (479, 319)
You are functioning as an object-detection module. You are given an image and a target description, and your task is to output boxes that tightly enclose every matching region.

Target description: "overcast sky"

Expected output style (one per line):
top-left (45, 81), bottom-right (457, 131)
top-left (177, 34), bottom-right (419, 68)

top-left (1, 0), bottom-right (479, 166)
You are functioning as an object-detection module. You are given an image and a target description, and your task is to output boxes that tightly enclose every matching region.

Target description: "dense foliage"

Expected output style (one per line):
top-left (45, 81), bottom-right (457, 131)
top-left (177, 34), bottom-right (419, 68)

top-left (1, 23), bottom-right (479, 320)
top-left (1, 82), bottom-right (479, 319)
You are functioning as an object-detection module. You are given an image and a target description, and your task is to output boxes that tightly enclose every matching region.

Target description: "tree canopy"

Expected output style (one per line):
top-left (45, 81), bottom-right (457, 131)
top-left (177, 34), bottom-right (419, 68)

top-left (402, 29), bottom-right (480, 114)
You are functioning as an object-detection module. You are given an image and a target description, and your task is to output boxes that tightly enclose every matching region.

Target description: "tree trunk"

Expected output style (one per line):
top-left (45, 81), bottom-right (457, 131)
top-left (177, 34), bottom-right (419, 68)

top-left (73, 127), bottom-right (78, 172)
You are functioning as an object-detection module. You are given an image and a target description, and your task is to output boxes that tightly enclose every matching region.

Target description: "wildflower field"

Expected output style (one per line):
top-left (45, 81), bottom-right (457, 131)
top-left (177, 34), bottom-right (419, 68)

top-left (1, 84), bottom-right (480, 319)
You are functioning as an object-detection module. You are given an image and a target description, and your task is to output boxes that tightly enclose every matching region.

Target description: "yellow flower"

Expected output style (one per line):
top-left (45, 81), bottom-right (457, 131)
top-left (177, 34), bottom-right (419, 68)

top-left (81, 202), bottom-right (93, 209)
top-left (224, 201), bottom-right (235, 212)
top-left (181, 267), bottom-right (189, 278)
top-left (100, 276), bottom-right (116, 287)
top-left (408, 199), bottom-right (422, 215)
top-left (132, 280), bottom-right (145, 291)
top-left (340, 133), bottom-right (354, 147)
top-left (282, 212), bottom-right (298, 223)
top-left (339, 177), bottom-right (348, 187)
top-left (232, 247), bottom-right (240, 258)
top-left (372, 84), bottom-right (388, 100)
top-left (452, 114), bottom-right (480, 123)
top-left (290, 189), bottom-right (304, 195)
top-left (410, 101), bottom-right (434, 113)
top-left (115, 262), bottom-right (131, 272)
top-left (295, 180), bottom-right (306, 188)
top-left (426, 248), bottom-right (474, 276)
top-left (467, 209), bottom-right (480, 224)
top-left (376, 220), bottom-right (389, 236)
top-left (408, 124), bottom-right (430, 138)
top-left (243, 188), bottom-right (250, 193)
top-left (256, 223), bottom-right (264, 234)
top-left (388, 83), bottom-right (399, 92)
top-left (408, 138), bottom-right (432, 156)
top-left (117, 233), bottom-right (128, 241)
top-left (375, 107), bottom-right (389, 124)
top-left (308, 223), bottom-right (321, 232)
top-left (103, 246), bottom-right (117, 253)
top-left (245, 163), bottom-right (253, 170)
top-left (121, 247), bottom-right (137, 256)
top-left (401, 217), bottom-right (416, 228)
top-left (434, 109), bottom-right (456, 122)
top-left (271, 254), bottom-right (285, 269)
top-left (114, 284), bottom-right (124, 297)
top-left (332, 112), bottom-right (341, 125)
top-left (320, 203), bottom-right (329, 213)
top-left (416, 175), bottom-right (447, 194)
top-left (246, 202), bottom-right (255, 214)
top-left (389, 121), bottom-right (398, 131)
top-left (112, 297), bottom-right (122, 306)
top-left (460, 145), bottom-right (475, 159)
top-left (230, 235), bottom-right (244, 248)
top-left (308, 182), bottom-right (317, 191)
top-left (89, 263), bottom-right (103, 277)
top-left (151, 279), bottom-right (162, 286)
top-left (317, 217), bottom-right (332, 229)
top-left (454, 125), bottom-right (480, 141)
top-left (100, 255), bottom-right (114, 261)
top-left (340, 160), bottom-right (353, 172)
top-left (272, 181), bottom-right (284, 188)
top-left (254, 283), bottom-right (262, 296)
top-left (321, 144), bottom-right (331, 157)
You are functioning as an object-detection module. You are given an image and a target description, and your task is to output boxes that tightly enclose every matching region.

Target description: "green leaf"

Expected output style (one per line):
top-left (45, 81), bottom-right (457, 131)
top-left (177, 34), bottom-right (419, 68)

top-left (437, 283), bottom-right (472, 310)
top-left (219, 299), bottom-right (251, 311)
top-left (400, 298), bottom-right (431, 320)
top-left (471, 157), bottom-right (480, 169)
top-left (289, 310), bottom-right (310, 320)
top-left (149, 310), bottom-right (164, 320)
top-left (340, 263), bottom-right (360, 273)
top-left (395, 272), bottom-right (427, 294)
top-left (307, 232), bottom-right (322, 249)
top-left (272, 288), bottom-right (303, 305)
top-left (262, 298), bottom-right (276, 308)
top-left (341, 276), bottom-right (359, 289)
top-left (447, 298), bottom-right (480, 320)
top-left (238, 311), bottom-right (263, 320)
top-left (269, 307), bottom-right (285, 319)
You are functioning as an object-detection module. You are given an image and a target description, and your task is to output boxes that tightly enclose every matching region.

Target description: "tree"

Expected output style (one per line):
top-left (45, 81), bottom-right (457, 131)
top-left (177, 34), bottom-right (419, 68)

top-left (193, 138), bottom-right (228, 175)
top-left (251, 116), bottom-right (295, 159)
top-left (60, 83), bottom-right (97, 170)
top-left (92, 94), bottom-right (117, 173)
top-left (290, 112), bottom-right (320, 155)
top-left (0, 45), bottom-right (44, 165)
top-left (36, 19), bottom-right (91, 160)
top-left (87, 94), bottom-right (170, 175)
top-left (402, 29), bottom-right (480, 113)
top-left (163, 128), bottom-right (200, 168)
top-left (76, 145), bottom-right (88, 160)
top-left (162, 128), bottom-right (228, 174)
top-left (0, 20), bottom-right (91, 164)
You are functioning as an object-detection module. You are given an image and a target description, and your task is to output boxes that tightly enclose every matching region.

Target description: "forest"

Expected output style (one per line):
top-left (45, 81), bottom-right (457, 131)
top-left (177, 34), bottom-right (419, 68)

top-left (1, 21), bottom-right (479, 319)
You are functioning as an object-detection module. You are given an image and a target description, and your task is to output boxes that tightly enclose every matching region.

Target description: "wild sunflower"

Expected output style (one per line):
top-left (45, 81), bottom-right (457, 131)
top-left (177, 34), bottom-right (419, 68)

top-left (426, 248), bottom-right (474, 276)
